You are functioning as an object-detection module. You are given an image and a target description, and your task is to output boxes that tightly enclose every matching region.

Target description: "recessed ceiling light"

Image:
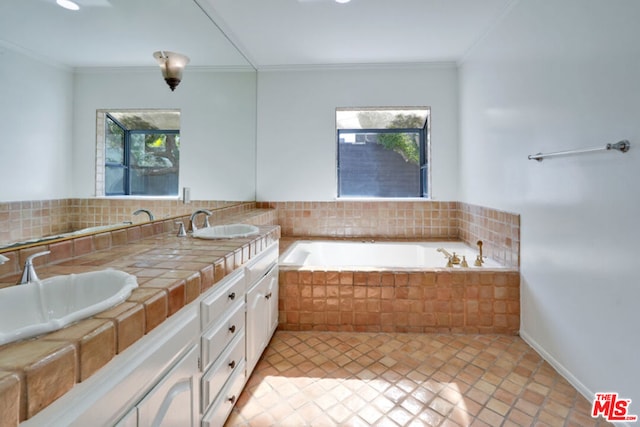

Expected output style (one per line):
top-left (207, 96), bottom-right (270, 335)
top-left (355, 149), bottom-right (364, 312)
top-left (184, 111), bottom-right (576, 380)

top-left (335, 0), bottom-right (351, 3)
top-left (56, 0), bottom-right (80, 11)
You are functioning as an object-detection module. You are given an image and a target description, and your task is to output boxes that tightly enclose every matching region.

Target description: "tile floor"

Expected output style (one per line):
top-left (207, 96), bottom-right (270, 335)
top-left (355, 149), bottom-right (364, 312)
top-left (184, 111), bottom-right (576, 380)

top-left (226, 331), bottom-right (611, 427)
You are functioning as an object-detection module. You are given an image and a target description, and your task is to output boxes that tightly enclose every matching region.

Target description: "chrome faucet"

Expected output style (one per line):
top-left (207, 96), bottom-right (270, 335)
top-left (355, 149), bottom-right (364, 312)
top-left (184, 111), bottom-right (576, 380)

top-left (190, 209), bottom-right (212, 231)
top-left (133, 209), bottom-right (154, 221)
top-left (17, 251), bottom-right (50, 285)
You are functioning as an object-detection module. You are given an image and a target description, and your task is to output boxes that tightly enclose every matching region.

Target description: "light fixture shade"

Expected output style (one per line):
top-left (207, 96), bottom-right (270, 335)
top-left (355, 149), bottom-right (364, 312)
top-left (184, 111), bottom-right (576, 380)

top-left (153, 51), bottom-right (190, 91)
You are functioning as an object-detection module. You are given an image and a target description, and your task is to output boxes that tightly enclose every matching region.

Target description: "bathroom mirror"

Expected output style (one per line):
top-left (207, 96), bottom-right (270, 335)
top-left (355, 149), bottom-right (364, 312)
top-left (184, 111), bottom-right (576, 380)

top-left (0, 0), bottom-right (257, 248)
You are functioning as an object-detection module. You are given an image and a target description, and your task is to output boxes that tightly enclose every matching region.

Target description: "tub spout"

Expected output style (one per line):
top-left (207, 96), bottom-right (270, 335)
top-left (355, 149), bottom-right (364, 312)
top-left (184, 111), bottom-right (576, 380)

top-left (438, 247), bottom-right (460, 267)
top-left (437, 248), bottom-right (452, 259)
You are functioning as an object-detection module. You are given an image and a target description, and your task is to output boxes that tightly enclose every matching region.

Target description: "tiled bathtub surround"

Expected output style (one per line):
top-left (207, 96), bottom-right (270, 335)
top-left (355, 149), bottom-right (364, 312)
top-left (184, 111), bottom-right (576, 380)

top-left (459, 203), bottom-right (520, 269)
top-left (0, 199), bottom-right (256, 247)
top-left (257, 201), bottom-right (459, 239)
top-left (278, 269), bottom-right (520, 335)
top-left (258, 201), bottom-right (520, 268)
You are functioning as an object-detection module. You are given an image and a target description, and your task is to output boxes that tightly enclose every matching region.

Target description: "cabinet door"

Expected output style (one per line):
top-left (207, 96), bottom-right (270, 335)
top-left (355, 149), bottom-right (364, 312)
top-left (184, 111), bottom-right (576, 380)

top-left (246, 279), bottom-right (268, 376)
top-left (246, 265), bottom-right (279, 376)
top-left (264, 266), bottom-right (279, 337)
top-left (137, 344), bottom-right (199, 427)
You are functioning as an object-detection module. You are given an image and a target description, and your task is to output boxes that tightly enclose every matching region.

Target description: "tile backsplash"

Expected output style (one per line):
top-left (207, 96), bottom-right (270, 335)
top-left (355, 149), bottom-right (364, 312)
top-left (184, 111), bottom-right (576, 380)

top-left (256, 201), bottom-right (459, 238)
top-left (0, 199), bottom-right (253, 247)
top-left (1, 199), bottom-right (519, 267)
top-left (259, 201), bottom-right (519, 267)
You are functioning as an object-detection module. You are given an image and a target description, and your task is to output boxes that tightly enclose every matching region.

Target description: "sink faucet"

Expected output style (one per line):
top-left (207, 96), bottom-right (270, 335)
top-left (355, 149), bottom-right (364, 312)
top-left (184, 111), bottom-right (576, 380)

top-left (190, 209), bottom-right (212, 231)
top-left (133, 209), bottom-right (154, 221)
top-left (17, 251), bottom-right (50, 285)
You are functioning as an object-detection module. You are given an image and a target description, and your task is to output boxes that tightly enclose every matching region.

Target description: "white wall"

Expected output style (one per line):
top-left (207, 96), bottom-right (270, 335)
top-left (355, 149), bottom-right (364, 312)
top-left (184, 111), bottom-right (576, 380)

top-left (256, 65), bottom-right (459, 201)
top-left (73, 68), bottom-right (257, 200)
top-left (0, 43), bottom-right (74, 202)
top-left (460, 0), bottom-right (640, 404)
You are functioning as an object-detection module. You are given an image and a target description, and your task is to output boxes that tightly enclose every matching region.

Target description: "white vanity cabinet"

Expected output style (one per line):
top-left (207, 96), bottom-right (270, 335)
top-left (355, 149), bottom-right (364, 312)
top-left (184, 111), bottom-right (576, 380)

top-left (21, 303), bottom-right (201, 427)
top-left (245, 243), bottom-right (279, 376)
top-left (117, 343), bottom-right (199, 427)
top-left (199, 268), bottom-right (247, 424)
top-left (18, 240), bottom-right (280, 427)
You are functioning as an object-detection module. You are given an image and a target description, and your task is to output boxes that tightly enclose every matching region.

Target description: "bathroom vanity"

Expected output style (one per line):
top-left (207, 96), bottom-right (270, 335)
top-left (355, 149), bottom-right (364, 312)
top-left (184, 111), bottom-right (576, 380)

top-left (15, 238), bottom-right (279, 427)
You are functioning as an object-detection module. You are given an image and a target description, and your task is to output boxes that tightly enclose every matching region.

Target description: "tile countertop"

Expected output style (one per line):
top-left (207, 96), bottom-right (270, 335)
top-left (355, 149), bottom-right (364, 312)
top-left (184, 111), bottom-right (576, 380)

top-left (0, 224), bottom-right (280, 426)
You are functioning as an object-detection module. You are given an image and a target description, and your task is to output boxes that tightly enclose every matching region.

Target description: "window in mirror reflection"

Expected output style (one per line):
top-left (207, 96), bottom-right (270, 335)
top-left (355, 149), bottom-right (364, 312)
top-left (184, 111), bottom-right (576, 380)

top-left (100, 110), bottom-right (180, 196)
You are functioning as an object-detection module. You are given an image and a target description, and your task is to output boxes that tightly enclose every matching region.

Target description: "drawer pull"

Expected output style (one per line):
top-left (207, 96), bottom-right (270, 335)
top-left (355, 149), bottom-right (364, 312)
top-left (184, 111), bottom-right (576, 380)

top-left (228, 395), bottom-right (237, 404)
top-left (228, 292), bottom-right (236, 300)
top-left (265, 292), bottom-right (272, 300)
top-left (229, 324), bottom-right (236, 333)
top-left (229, 360), bottom-right (236, 369)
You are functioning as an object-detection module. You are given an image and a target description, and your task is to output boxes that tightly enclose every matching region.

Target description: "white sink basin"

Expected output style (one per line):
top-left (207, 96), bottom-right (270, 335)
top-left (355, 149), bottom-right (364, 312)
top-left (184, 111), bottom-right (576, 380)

top-left (0, 270), bottom-right (137, 345)
top-left (192, 224), bottom-right (259, 239)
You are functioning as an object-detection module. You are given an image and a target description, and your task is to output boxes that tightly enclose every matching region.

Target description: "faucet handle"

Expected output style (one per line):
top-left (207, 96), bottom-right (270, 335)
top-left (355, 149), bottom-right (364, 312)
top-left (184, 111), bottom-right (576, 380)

top-left (175, 221), bottom-right (187, 237)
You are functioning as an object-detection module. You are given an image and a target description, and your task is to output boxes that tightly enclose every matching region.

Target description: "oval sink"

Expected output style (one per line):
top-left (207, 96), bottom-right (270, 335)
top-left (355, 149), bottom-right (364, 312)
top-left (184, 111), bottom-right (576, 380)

top-left (192, 224), bottom-right (259, 239)
top-left (0, 270), bottom-right (137, 345)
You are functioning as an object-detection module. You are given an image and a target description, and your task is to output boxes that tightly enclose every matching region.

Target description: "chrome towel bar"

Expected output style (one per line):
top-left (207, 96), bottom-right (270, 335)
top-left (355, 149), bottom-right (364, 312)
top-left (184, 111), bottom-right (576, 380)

top-left (528, 140), bottom-right (630, 162)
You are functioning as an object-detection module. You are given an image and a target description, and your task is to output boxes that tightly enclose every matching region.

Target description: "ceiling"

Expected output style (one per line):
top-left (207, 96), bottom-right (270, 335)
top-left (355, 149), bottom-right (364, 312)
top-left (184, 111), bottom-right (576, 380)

top-left (0, 0), bottom-right (515, 70)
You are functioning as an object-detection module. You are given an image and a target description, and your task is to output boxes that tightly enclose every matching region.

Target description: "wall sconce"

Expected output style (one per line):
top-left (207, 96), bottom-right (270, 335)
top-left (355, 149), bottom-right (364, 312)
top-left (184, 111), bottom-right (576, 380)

top-left (153, 51), bottom-right (190, 91)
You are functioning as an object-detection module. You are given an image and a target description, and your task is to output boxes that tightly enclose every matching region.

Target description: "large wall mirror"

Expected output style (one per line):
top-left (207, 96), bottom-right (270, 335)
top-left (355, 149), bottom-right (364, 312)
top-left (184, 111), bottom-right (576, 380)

top-left (0, 0), bottom-right (257, 248)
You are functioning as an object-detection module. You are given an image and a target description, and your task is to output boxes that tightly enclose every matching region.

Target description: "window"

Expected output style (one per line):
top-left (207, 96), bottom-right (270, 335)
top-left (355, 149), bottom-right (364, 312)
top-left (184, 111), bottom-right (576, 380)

top-left (101, 110), bottom-right (180, 196)
top-left (336, 107), bottom-right (430, 198)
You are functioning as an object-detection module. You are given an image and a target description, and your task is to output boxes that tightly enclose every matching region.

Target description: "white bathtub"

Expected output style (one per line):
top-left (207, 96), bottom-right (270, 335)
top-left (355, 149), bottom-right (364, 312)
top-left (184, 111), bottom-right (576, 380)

top-left (279, 240), bottom-right (505, 270)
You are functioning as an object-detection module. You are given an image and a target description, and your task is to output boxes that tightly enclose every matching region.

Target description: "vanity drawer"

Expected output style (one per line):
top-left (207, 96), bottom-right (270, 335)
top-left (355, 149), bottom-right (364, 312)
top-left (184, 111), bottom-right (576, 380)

top-left (201, 330), bottom-right (245, 412)
top-left (200, 268), bottom-right (245, 332)
top-left (201, 360), bottom-right (246, 427)
top-left (201, 302), bottom-right (245, 371)
top-left (245, 242), bottom-right (278, 286)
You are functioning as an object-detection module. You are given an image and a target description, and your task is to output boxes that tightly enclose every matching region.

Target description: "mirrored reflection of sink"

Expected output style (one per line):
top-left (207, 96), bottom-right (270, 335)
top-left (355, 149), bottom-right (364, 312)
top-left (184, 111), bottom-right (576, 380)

top-left (192, 224), bottom-right (260, 239)
top-left (0, 270), bottom-right (138, 345)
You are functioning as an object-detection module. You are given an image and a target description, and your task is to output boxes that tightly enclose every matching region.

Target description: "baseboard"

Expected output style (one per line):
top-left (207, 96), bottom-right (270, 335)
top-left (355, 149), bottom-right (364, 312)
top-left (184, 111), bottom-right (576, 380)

top-left (519, 330), bottom-right (633, 427)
